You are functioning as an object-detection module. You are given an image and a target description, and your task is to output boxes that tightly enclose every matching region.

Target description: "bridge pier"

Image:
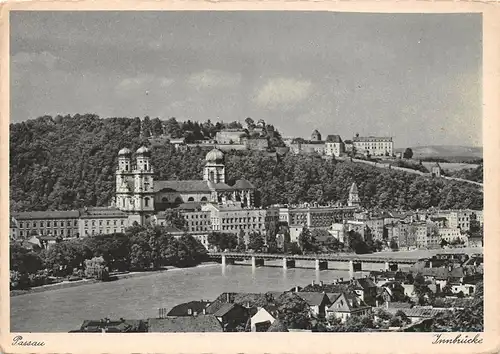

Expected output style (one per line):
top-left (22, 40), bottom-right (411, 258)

top-left (251, 256), bottom-right (264, 268)
top-left (221, 255), bottom-right (235, 267)
top-left (315, 260), bottom-right (328, 271)
top-left (283, 258), bottom-right (296, 269)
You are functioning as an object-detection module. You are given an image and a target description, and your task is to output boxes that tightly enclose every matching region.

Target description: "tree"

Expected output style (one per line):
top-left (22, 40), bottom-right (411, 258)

top-left (298, 226), bottom-right (315, 253)
top-left (247, 231), bottom-right (265, 252)
top-left (275, 293), bottom-right (311, 330)
top-left (163, 209), bottom-right (187, 231)
top-left (207, 232), bottom-right (237, 251)
top-left (403, 148), bottom-right (413, 159)
top-left (129, 243), bottom-right (152, 270)
top-left (390, 239), bottom-right (399, 251)
top-left (10, 243), bottom-right (44, 275)
top-left (236, 229), bottom-right (246, 252)
top-left (347, 231), bottom-right (370, 254)
top-left (44, 240), bottom-right (92, 276)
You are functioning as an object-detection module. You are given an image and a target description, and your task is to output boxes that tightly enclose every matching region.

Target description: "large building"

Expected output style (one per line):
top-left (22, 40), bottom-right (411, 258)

top-left (114, 146), bottom-right (257, 224)
top-left (12, 211), bottom-right (80, 239)
top-left (352, 136), bottom-right (393, 157)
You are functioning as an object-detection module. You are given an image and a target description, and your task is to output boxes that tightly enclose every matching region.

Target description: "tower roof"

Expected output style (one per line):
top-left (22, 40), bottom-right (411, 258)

top-left (205, 148), bottom-right (224, 163)
top-left (136, 146), bottom-right (150, 156)
top-left (118, 147), bottom-right (132, 156)
top-left (349, 182), bottom-right (358, 194)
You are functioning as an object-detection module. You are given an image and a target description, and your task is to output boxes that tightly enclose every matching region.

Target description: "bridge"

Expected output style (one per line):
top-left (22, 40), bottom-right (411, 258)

top-left (208, 252), bottom-right (418, 272)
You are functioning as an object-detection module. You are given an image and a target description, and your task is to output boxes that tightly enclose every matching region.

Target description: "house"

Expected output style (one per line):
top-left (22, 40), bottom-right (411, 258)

top-left (382, 307), bottom-right (444, 324)
top-left (71, 318), bottom-right (147, 333)
top-left (326, 292), bottom-right (371, 323)
top-left (339, 277), bottom-right (377, 303)
top-left (379, 280), bottom-right (409, 299)
top-left (251, 306), bottom-right (278, 332)
top-left (206, 302), bottom-right (249, 332)
top-left (295, 292), bottom-right (332, 317)
top-left (147, 315), bottom-right (223, 332)
top-left (166, 300), bottom-right (212, 316)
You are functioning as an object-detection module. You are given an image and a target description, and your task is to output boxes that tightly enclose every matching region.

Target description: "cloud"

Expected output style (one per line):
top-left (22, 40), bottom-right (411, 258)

top-left (187, 69), bottom-right (242, 90)
top-left (12, 51), bottom-right (60, 70)
top-left (254, 77), bottom-right (313, 109)
top-left (115, 74), bottom-right (174, 97)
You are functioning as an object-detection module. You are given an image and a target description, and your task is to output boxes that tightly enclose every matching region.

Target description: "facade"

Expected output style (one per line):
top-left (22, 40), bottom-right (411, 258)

top-left (364, 218), bottom-right (385, 241)
top-left (325, 135), bottom-right (345, 157)
top-left (201, 202), bottom-right (267, 240)
top-left (12, 210), bottom-right (80, 239)
top-left (281, 205), bottom-right (357, 230)
top-left (438, 227), bottom-right (465, 243)
top-left (215, 129), bottom-right (247, 144)
top-left (79, 207), bottom-right (130, 237)
top-left (352, 136), bottom-right (393, 157)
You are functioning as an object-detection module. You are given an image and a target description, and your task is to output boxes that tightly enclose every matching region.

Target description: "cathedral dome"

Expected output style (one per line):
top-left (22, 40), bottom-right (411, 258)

top-left (136, 146), bottom-right (150, 156)
top-left (205, 148), bottom-right (224, 163)
top-left (118, 147), bottom-right (132, 156)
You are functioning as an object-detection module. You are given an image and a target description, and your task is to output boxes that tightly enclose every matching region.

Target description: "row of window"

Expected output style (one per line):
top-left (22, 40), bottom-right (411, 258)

top-left (84, 219), bottom-right (126, 227)
top-left (184, 214), bottom-right (209, 219)
top-left (84, 227), bottom-right (125, 235)
top-left (19, 229), bottom-right (74, 237)
top-left (221, 217), bottom-right (263, 223)
top-left (220, 224), bottom-right (264, 231)
top-left (19, 220), bottom-right (78, 228)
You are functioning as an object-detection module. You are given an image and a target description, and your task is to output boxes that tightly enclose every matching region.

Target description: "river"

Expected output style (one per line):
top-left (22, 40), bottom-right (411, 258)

top-left (10, 247), bottom-right (482, 332)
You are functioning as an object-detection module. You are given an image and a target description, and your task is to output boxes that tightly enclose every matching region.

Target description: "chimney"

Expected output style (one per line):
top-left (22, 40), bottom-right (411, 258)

top-left (312, 280), bottom-right (315, 286)
top-left (376, 300), bottom-right (379, 307)
top-left (320, 281), bottom-right (324, 286)
top-left (203, 308), bottom-right (206, 315)
top-left (295, 286), bottom-right (299, 293)
top-left (226, 293), bottom-right (231, 303)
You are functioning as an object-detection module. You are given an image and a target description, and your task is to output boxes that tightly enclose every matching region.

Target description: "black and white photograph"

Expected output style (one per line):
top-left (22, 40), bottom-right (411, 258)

top-left (4, 4), bottom-right (496, 349)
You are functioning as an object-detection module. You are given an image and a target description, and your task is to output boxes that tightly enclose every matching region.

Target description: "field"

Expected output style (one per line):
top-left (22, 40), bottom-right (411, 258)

top-left (422, 162), bottom-right (479, 172)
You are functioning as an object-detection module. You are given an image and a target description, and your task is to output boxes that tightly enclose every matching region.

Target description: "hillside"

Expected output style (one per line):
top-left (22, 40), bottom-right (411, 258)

top-left (10, 115), bottom-right (483, 212)
top-left (395, 145), bottom-right (483, 160)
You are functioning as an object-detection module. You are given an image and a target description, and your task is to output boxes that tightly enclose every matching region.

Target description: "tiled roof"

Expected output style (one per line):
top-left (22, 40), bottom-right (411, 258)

top-left (385, 307), bottom-right (442, 318)
top-left (356, 278), bottom-right (377, 289)
top-left (353, 136), bottom-right (392, 142)
top-left (212, 303), bottom-right (237, 317)
top-left (155, 180), bottom-right (212, 193)
top-left (386, 302), bottom-right (413, 309)
top-left (148, 315), bottom-right (223, 332)
top-left (296, 292), bottom-right (330, 306)
top-left (80, 207), bottom-right (128, 219)
top-left (326, 135), bottom-right (343, 143)
top-left (12, 210), bottom-right (80, 220)
top-left (176, 202), bottom-right (203, 211)
top-left (166, 301), bottom-right (211, 316)
top-left (79, 319), bottom-right (146, 333)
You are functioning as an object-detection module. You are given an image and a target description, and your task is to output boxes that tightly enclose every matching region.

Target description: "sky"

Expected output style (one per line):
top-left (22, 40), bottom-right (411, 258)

top-left (10, 11), bottom-right (482, 147)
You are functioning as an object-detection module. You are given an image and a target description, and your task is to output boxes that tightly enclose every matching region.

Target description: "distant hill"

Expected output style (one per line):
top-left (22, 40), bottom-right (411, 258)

top-left (396, 145), bottom-right (483, 160)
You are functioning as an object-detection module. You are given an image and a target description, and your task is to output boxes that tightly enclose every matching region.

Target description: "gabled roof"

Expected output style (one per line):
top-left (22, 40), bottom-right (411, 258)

top-left (295, 292), bottom-right (330, 306)
top-left (80, 207), bottom-right (128, 219)
top-left (166, 301), bottom-right (211, 316)
top-left (356, 278), bottom-right (377, 289)
top-left (212, 303), bottom-right (238, 317)
top-left (148, 315), bottom-right (223, 332)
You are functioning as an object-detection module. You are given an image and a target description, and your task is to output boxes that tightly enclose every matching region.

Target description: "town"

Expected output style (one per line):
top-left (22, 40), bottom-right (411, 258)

top-left (10, 118), bottom-right (484, 333)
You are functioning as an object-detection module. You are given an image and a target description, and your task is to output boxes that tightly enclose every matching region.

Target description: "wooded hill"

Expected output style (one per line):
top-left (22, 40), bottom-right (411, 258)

top-left (10, 114), bottom-right (483, 212)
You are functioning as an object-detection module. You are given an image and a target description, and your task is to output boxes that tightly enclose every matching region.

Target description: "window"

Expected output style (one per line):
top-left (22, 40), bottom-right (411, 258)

top-left (33, 222), bottom-right (37, 227)
top-left (60, 221), bottom-right (64, 227)
top-left (67, 221), bottom-right (71, 226)
top-left (188, 197), bottom-right (194, 202)
top-left (99, 220), bottom-right (103, 226)
top-left (41, 221), bottom-right (44, 227)
top-left (144, 197), bottom-right (150, 207)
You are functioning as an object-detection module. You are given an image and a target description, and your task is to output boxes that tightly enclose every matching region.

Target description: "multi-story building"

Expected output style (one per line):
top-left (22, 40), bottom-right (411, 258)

top-left (364, 217), bottom-right (385, 242)
top-left (352, 136), bottom-right (393, 157)
top-left (215, 129), bottom-right (247, 144)
top-left (412, 222), bottom-right (430, 249)
top-left (79, 207), bottom-right (130, 237)
top-left (180, 210), bottom-right (212, 233)
top-left (391, 223), bottom-right (416, 250)
top-left (325, 135), bottom-right (345, 157)
top-left (201, 202), bottom-right (267, 241)
top-left (13, 211), bottom-right (81, 239)
top-left (438, 228), bottom-right (463, 243)
top-left (435, 210), bottom-right (479, 233)
top-left (281, 205), bottom-right (357, 230)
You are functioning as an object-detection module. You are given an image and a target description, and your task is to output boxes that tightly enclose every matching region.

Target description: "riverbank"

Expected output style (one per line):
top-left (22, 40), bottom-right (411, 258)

top-left (10, 261), bottom-right (220, 297)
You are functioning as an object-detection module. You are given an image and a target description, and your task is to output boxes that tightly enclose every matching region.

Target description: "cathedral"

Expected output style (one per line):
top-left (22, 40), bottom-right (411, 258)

top-left (114, 146), bottom-right (256, 224)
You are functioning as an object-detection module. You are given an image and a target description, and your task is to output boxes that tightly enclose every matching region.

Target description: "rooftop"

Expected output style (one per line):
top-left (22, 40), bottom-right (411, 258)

top-left (12, 210), bottom-right (80, 220)
top-left (148, 315), bottom-right (222, 332)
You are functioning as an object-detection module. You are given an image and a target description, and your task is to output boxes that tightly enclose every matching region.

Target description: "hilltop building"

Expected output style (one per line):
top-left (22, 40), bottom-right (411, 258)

top-left (352, 135), bottom-right (393, 157)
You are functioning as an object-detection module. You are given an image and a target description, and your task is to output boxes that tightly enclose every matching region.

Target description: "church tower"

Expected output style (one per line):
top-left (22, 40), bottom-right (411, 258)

top-left (348, 182), bottom-right (361, 207)
top-left (116, 148), bottom-right (134, 212)
top-left (203, 148), bottom-right (226, 183)
top-left (130, 146), bottom-right (155, 224)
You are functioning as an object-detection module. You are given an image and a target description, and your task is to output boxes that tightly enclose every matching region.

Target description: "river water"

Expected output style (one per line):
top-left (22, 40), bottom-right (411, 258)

top-left (10, 248), bottom-right (482, 332)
